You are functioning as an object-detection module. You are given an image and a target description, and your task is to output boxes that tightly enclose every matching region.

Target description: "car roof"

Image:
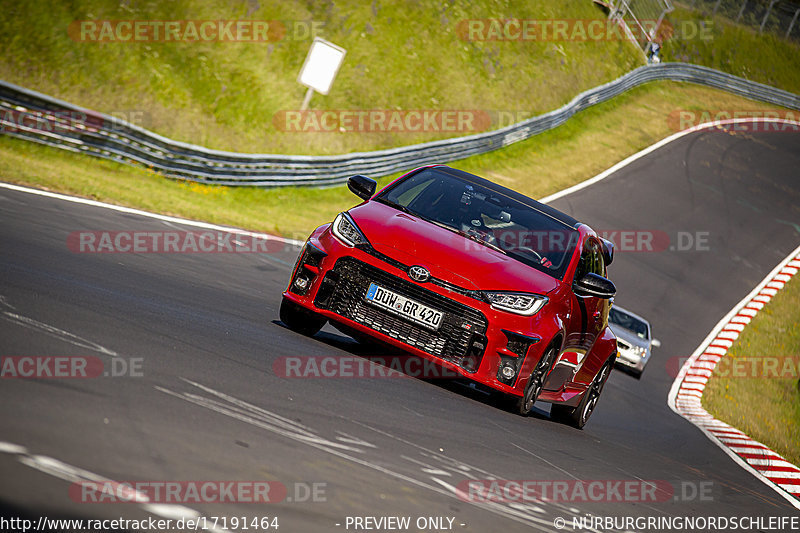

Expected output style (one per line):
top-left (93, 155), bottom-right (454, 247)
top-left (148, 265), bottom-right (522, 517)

top-left (430, 165), bottom-right (582, 229)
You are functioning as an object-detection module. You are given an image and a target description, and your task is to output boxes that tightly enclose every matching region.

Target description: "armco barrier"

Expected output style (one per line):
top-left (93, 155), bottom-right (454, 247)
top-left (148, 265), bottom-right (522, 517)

top-left (1, 63), bottom-right (798, 187)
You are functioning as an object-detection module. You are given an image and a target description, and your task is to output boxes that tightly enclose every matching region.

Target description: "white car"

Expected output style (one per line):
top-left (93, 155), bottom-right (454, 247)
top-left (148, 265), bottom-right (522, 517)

top-left (608, 306), bottom-right (660, 378)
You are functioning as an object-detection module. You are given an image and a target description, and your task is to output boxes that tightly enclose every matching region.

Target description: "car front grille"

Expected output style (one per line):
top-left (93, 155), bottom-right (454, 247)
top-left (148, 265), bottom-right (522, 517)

top-left (315, 256), bottom-right (487, 370)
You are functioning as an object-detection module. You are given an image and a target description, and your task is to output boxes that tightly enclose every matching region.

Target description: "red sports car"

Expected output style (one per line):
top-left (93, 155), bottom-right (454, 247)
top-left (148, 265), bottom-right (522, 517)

top-left (281, 165), bottom-right (617, 428)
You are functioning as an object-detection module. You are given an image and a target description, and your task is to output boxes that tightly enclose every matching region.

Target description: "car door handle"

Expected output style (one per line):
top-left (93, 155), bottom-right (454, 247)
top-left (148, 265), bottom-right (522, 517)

top-left (593, 310), bottom-right (601, 319)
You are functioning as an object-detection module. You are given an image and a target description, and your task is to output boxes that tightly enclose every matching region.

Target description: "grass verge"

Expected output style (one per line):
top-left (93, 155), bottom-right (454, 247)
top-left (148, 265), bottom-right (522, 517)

top-left (0, 80), bottom-right (792, 239)
top-left (702, 274), bottom-right (800, 467)
top-left (0, 0), bottom-right (641, 155)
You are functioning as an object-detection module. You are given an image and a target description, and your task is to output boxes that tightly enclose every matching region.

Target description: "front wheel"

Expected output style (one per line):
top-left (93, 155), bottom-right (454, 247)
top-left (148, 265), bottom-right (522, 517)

top-left (551, 357), bottom-right (614, 429)
top-left (279, 297), bottom-right (326, 336)
top-left (516, 344), bottom-right (558, 416)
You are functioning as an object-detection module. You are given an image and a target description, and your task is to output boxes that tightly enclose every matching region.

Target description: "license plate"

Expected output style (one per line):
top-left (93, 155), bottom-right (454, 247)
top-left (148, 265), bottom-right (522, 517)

top-left (365, 283), bottom-right (443, 331)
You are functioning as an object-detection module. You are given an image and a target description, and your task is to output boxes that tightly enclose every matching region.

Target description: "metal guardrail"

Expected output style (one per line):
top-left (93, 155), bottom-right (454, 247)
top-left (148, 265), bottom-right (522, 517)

top-left (1, 62), bottom-right (798, 188)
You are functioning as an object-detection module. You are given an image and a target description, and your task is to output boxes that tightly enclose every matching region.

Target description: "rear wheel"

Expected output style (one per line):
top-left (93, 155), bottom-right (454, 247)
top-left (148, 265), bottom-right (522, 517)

top-left (279, 297), bottom-right (326, 336)
top-left (516, 343), bottom-right (558, 416)
top-left (551, 357), bottom-right (614, 429)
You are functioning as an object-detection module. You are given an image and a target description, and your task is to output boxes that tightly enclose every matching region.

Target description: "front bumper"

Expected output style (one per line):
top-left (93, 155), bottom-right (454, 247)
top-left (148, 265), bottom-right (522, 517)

top-left (615, 345), bottom-right (648, 372)
top-left (282, 231), bottom-right (564, 398)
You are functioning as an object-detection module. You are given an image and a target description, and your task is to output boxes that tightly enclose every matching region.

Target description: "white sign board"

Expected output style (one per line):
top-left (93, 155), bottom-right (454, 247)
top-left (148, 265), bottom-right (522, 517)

top-left (297, 38), bottom-right (346, 95)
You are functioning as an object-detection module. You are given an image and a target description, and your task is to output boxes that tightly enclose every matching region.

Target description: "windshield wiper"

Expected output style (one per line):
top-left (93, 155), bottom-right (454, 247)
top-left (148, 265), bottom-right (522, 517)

top-left (376, 198), bottom-right (453, 231)
top-left (449, 227), bottom-right (508, 256)
top-left (375, 197), bottom-right (415, 216)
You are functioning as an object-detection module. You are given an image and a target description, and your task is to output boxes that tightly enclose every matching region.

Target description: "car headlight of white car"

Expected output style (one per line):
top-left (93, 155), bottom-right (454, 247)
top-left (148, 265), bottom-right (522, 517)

top-left (628, 344), bottom-right (647, 359)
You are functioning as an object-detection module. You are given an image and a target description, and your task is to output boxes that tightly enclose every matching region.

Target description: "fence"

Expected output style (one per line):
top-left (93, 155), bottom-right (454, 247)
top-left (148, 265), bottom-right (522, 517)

top-left (1, 62), bottom-right (799, 188)
top-left (685, 0), bottom-right (800, 40)
top-left (607, 0), bottom-right (675, 55)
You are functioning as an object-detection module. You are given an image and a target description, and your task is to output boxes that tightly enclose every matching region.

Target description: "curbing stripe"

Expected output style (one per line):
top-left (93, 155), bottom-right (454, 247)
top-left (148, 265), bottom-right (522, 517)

top-left (668, 246), bottom-right (800, 511)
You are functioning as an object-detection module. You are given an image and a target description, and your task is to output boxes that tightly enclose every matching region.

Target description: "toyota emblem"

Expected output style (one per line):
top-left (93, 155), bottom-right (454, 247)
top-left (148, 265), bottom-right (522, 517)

top-left (408, 265), bottom-right (430, 283)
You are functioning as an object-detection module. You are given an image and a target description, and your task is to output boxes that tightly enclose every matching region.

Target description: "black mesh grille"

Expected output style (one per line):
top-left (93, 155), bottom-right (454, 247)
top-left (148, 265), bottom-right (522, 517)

top-left (316, 257), bottom-right (487, 368)
top-left (506, 340), bottom-right (529, 358)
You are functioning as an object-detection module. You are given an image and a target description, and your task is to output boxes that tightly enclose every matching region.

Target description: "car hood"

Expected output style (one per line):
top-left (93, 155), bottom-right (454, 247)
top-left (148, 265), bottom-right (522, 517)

top-left (349, 201), bottom-right (561, 293)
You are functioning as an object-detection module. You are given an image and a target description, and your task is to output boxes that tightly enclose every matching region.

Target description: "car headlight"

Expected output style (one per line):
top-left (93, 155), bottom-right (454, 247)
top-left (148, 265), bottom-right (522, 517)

top-left (332, 212), bottom-right (368, 247)
top-left (632, 345), bottom-right (647, 359)
top-left (484, 292), bottom-right (548, 316)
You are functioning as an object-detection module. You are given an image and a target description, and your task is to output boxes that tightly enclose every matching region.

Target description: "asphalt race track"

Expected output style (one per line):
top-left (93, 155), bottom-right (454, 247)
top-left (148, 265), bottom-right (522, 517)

top-left (1, 126), bottom-right (799, 532)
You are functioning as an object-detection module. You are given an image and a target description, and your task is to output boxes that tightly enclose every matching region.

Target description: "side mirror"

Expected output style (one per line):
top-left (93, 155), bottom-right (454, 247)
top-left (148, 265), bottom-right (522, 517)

top-left (348, 175), bottom-right (377, 201)
top-left (601, 238), bottom-right (614, 266)
top-left (651, 338), bottom-right (661, 349)
top-left (573, 273), bottom-right (616, 299)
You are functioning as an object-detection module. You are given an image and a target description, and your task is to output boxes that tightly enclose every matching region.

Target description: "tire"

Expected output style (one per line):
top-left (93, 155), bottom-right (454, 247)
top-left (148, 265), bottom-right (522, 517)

top-left (551, 357), bottom-right (614, 429)
top-left (516, 343), bottom-right (559, 416)
top-left (279, 297), bottom-right (326, 336)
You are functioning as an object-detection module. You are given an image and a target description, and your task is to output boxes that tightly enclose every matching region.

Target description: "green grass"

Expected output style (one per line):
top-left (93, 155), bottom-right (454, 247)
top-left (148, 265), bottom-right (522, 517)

top-left (703, 274), bottom-right (800, 467)
top-left (664, 4), bottom-right (800, 94)
top-left (0, 0), bottom-right (642, 155)
top-left (0, 80), bottom-right (791, 239)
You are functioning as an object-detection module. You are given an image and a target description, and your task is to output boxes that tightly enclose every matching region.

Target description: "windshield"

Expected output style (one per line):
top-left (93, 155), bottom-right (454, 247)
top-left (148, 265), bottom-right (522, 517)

top-left (609, 308), bottom-right (649, 339)
top-left (376, 168), bottom-right (579, 279)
